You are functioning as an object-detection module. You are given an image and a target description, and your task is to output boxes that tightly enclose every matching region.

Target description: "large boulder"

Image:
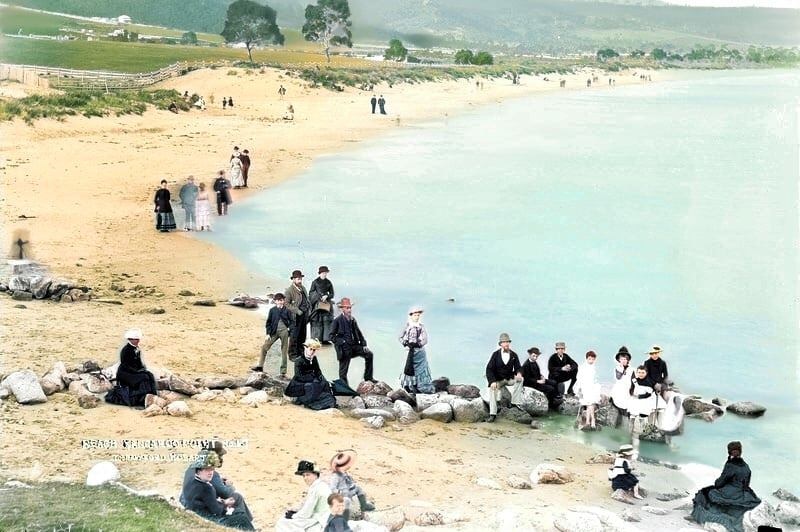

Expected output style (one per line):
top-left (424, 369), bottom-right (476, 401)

top-left (363, 394), bottom-right (394, 409)
top-left (594, 400), bottom-right (620, 427)
top-left (775, 501), bottom-right (800, 526)
top-left (639, 423), bottom-right (668, 443)
top-left (86, 461), bottom-right (120, 486)
top-left (1, 370), bottom-right (47, 404)
top-left (414, 394), bottom-right (439, 413)
top-left (356, 381), bottom-right (376, 395)
top-left (350, 408), bottom-right (396, 421)
top-left (743, 501), bottom-right (780, 532)
top-left (611, 489), bottom-right (636, 505)
top-left (557, 395), bottom-right (581, 416)
top-left (531, 463), bottom-right (574, 485)
top-left (240, 390), bottom-right (269, 406)
top-left (363, 506), bottom-right (405, 531)
top-left (371, 381), bottom-right (393, 396)
top-left (421, 403), bottom-right (453, 423)
top-left (29, 275), bottom-right (53, 299)
top-left (158, 374), bottom-right (199, 396)
top-left (774, 488), bottom-right (800, 502)
top-left (553, 510), bottom-right (603, 532)
top-left (433, 392), bottom-right (460, 406)
top-left (361, 416), bottom-right (385, 429)
top-left (498, 406), bottom-right (534, 425)
top-left (726, 401), bottom-right (766, 417)
top-left (387, 388), bottom-right (416, 406)
top-left (40, 362), bottom-right (68, 395)
top-left (68, 381), bottom-right (99, 408)
top-left (683, 398), bottom-right (723, 415)
top-left (447, 384), bottom-right (481, 399)
top-left (432, 377), bottom-right (450, 392)
top-left (166, 401), bottom-right (192, 417)
top-left (82, 373), bottom-right (113, 394)
top-left (337, 396), bottom-right (365, 410)
top-left (517, 387), bottom-right (549, 417)
top-left (195, 376), bottom-right (248, 390)
top-left (392, 400), bottom-right (419, 424)
top-left (452, 397), bottom-right (487, 423)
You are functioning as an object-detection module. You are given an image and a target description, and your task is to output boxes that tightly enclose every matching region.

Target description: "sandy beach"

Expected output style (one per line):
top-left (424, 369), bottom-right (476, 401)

top-left (0, 66), bottom-right (705, 530)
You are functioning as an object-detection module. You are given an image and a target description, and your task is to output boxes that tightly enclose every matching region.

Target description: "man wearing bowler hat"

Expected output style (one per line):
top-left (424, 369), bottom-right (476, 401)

top-left (329, 297), bottom-right (375, 385)
top-left (547, 341), bottom-right (579, 397)
top-left (309, 266), bottom-right (335, 344)
top-left (285, 270), bottom-right (310, 361)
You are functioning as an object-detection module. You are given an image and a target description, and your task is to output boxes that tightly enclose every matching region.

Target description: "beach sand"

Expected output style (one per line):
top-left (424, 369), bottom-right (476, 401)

top-left (0, 66), bottom-right (701, 530)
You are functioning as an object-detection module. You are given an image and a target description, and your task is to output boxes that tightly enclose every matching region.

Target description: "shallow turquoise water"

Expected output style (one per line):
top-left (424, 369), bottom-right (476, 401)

top-left (203, 70), bottom-right (800, 493)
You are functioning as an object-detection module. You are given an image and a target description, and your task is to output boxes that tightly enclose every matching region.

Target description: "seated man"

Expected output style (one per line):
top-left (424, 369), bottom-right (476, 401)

top-left (484, 333), bottom-right (524, 423)
top-left (547, 341), bottom-right (578, 396)
top-left (180, 451), bottom-right (254, 530)
top-left (521, 347), bottom-right (561, 409)
top-left (180, 441), bottom-right (252, 523)
top-left (284, 339), bottom-right (336, 410)
top-left (329, 298), bottom-right (375, 385)
top-left (643, 345), bottom-right (672, 402)
top-left (276, 460), bottom-right (331, 532)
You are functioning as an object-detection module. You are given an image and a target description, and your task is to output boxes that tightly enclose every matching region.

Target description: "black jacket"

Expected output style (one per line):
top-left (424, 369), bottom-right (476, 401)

top-left (548, 352), bottom-right (577, 375)
top-left (643, 357), bottom-right (668, 386)
top-left (265, 305), bottom-right (292, 336)
top-left (330, 315), bottom-right (367, 348)
top-left (119, 343), bottom-right (145, 373)
top-left (485, 349), bottom-right (522, 384)
top-left (294, 355), bottom-right (324, 380)
top-left (182, 476), bottom-right (225, 519)
top-left (521, 359), bottom-right (544, 388)
top-left (309, 277), bottom-right (334, 309)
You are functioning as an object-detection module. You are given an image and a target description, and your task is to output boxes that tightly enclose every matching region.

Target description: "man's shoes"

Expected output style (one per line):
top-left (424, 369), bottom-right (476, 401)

top-left (486, 415), bottom-right (497, 423)
top-left (368, 379), bottom-right (379, 384)
top-left (566, 389), bottom-right (575, 397)
top-left (250, 366), bottom-right (263, 372)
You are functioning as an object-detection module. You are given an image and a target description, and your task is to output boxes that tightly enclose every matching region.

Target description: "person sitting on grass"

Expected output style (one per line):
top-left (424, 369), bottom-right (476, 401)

top-left (608, 444), bottom-right (644, 500)
top-left (181, 451), bottom-right (255, 530)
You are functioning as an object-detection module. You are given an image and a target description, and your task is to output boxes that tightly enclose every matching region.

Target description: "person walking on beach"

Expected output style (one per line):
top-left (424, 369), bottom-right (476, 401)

top-left (309, 266), bottom-right (335, 344)
top-left (154, 179), bottom-right (177, 232)
top-left (286, 270), bottom-right (311, 361)
top-left (521, 347), bottom-right (560, 409)
top-left (399, 305), bottom-right (434, 394)
top-left (377, 95), bottom-right (386, 115)
top-left (370, 94), bottom-right (377, 114)
top-left (179, 175), bottom-right (199, 231)
top-left (223, 98), bottom-right (227, 110)
top-left (227, 97), bottom-right (234, 108)
top-left (330, 298), bottom-right (375, 385)
top-left (213, 170), bottom-right (231, 216)
top-left (240, 149), bottom-right (251, 188)
top-left (195, 182), bottom-right (213, 231)
top-left (229, 148), bottom-right (244, 189)
top-left (278, 85), bottom-right (287, 99)
top-left (547, 341), bottom-right (578, 396)
top-left (484, 333), bottom-right (524, 423)
top-left (252, 292), bottom-right (292, 376)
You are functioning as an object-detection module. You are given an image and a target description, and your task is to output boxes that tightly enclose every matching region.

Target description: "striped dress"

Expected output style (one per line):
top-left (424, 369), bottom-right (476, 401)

top-left (399, 321), bottom-right (434, 393)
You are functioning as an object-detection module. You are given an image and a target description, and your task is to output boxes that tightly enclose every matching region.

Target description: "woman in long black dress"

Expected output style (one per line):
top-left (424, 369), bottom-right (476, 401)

top-left (106, 329), bottom-right (157, 407)
top-left (154, 179), bottom-right (176, 232)
top-left (689, 441), bottom-right (761, 532)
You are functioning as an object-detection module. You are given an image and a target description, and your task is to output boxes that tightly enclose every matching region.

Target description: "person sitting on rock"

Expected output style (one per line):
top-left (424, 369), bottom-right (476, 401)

top-left (276, 460), bottom-right (332, 532)
top-left (643, 345), bottom-right (672, 404)
top-left (521, 347), bottom-right (560, 409)
top-left (610, 347), bottom-right (633, 426)
top-left (608, 444), bottom-right (644, 500)
top-left (180, 451), bottom-right (255, 530)
top-left (328, 450), bottom-right (375, 521)
top-left (180, 441), bottom-right (253, 525)
top-left (284, 339), bottom-right (336, 410)
top-left (484, 333), bottom-right (524, 423)
top-left (628, 365), bottom-right (657, 459)
top-left (547, 341), bottom-right (578, 396)
top-left (689, 441), bottom-right (761, 532)
top-left (575, 350), bottom-right (602, 430)
top-left (105, 329), bottom-right (158, 408)
top-left (324, 493), bottom-right (352, 532)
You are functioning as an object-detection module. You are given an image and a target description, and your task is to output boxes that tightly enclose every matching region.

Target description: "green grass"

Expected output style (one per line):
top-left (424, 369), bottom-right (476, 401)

top-left (0, 481), bottom-right (226, 531)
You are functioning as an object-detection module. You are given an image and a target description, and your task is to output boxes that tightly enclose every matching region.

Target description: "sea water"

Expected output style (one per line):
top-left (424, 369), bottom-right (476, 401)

top-left (202, 70), bottom-right (800, 493)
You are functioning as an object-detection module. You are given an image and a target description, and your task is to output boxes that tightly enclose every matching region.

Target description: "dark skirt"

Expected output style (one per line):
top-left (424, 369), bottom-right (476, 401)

top-left (690, 486), bottom-right (755, 532)
top-left (107, 368), bottom-right (157, 407)
top-left (611, 473), bottom-right (638, 491)
top-left (156, 212), bottom-right (177, 230)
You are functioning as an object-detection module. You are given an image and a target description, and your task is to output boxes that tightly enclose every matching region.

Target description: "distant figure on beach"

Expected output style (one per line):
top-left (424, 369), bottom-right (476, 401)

top-left (689, 441), bottom-right (761, 532)
top-left (180, 443), bottom-right (254, 528)
top-left (276, 460), bottom-right (331, 532)
top-left (105, 329), bottom-right (157, 408)
top-left (179, 175), bottom-right (198, 231)
top-left (286, 270), bottom-right (310, 361)
top-left (223, 98), bottom-right (227, 110)
top-left (168, 102), bottom-right (179, 114)
top-left (252, 292), bottom-right (292, 376)
top-left (180, 451), bottom-right (254, 530)
top-left (586, 78), bottom-right (591, 87)
top-left (284, 339), bottom-right (336, 410)
top-left (484, 333), bottom-right (523, 423)
top-left (328, 450), bottom-right (376, 521)
top-left (609, 78), bottom-right (613, 86)
top-left (183, 90), bottom-right (190, 99)
top-left (194, 96), bottom-right (206, 110)
top-left (229, 152), bottom-right (244, 189)
top-left (522, 347), bottom-right (560, 409)
top-left (377, 95), bottom-right (386, 115)
top-left (370, 94), bottom-right (377, 114)
top-left (610, 347), bottom-right (633, 424)
top-left (154, 179), bottom-right (177, 232)
top-left (643, 345), bottom-right (671, 403)
top-left (195, 182), bottom-right (213, 231)
top-left (213, 170), bottom-right (231, 216)
top-left (330, 297), bottom-right (375, 385)
top-left (284, 105), bottom-right (295, 120)
top-left (559, 80), bottom-right (566, 88)
top-left (608, 444), bottom-right (644, 500)
top-left (399, 305), bottom-right (434, 394)
top-left (547, 342), bottom-right (578, 396)
top-left (575, 350), bottom-right (601, 430)
top-left (309, 266), bottom-right (335, 344)
top-left (227, 97), bottom-right (234, 108)
top-left (278, 85), bottom-right (287, 99)
top-left (240, 149), bottom-right (251, 188)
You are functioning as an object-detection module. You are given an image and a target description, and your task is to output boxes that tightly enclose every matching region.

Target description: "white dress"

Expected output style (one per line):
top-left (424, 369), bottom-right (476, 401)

top-left (275, 478), bottom-right (330, 532)
top-left (610, 364), bottom-right (633, 410)
top-left (628, 380), bottom-right (657, 417)
top-left (195, 191), bottom-right (212, 228)
top-left (229, 156), bottom-right (244, 187)
top-left (575, 362), bottom-right (602, 406)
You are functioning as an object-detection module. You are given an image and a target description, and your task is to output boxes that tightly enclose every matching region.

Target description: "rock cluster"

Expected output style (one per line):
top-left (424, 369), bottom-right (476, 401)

top-left (2, 261), bottom-right (91, 302)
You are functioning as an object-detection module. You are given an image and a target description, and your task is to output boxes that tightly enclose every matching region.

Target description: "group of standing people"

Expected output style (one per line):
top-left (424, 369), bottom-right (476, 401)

top-left (228, 146), bottom-right (252, 189)
top-left (369, 95), bottom-right (387, 115)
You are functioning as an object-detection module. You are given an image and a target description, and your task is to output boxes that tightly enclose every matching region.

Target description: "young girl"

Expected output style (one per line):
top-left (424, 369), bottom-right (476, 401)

top-left (575, 350), bottom-right (602, 430)
top-left (628, 365), bottom-right (656, 459)
top-left (608, 444), bottom-right (644, 499)
top-left (610, 347), bottom-right (633, 426)
top-left (195, 182), bottom-right (213, 231)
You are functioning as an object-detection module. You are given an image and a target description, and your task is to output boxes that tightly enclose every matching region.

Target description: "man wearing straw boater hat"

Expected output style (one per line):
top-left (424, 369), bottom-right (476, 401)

top-left (328, 450), bottom-right (375, 521)
top-left (329, 297), bottom-right (375, 385)
top-left (285, 270), bottom-right (310, 361)
top-left (643, 344), bottom-right (671, 401)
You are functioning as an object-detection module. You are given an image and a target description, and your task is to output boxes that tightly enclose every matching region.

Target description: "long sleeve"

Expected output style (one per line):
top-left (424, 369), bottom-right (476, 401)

top-left (294, 480), bottom-right (329, 520)
top-left (119, 344), bottom-right (144, 372)
top-left (713, 463), bottom-right (735, 488)
top-left (285, 286), bottom-right (301, 316)
top-left (309, 280), bottom-right (321, 306)
top-left (485, 352), bottom-right (498, 384)
top-left (330, 317), bottom-right (342, 345)
top-left (511, 353), bottom-right (522, 374)
top-left (211, 471), bottom-right (235, 499)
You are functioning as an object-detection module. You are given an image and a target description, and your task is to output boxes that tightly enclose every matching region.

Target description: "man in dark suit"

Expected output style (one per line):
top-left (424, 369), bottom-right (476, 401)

top-left (370, 94), bottom-right (377, 114)
top-left (484, 333), bottom-right (523, 422)
top-left (329, 297), bottom-right (375, 385)
top-left (547, 341), bottom-right (578, 396)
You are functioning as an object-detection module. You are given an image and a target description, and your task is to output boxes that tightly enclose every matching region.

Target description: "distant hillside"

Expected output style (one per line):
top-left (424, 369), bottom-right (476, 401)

top-left (6, 0), bottom-right (799, 52)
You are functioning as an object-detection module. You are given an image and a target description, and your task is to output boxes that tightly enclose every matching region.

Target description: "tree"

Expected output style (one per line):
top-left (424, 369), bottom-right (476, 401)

top-left (596, 48), bottom-right (619, 62)
top-left (221, 0), bottom-right (285, 63)
top-left (384, 38), bottom-right (408, 62)
top-left (454, 49), bottom-right (474, 65)
top-left (473, 51), bottom-right (493, 65)
top-left (181, 31), bottom-right (198, 45)
top-left (650, 48), bottom-right (667, 60)
top-left (302, 0), bottom-right (352, 63)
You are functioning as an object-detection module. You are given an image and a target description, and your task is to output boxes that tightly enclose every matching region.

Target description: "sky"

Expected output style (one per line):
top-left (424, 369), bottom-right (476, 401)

top-left (662, 0), bottom-right (799, 7)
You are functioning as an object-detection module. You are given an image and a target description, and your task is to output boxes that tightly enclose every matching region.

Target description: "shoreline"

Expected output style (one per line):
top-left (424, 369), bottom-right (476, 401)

top-left (0, 66), bottom-right (719, 530)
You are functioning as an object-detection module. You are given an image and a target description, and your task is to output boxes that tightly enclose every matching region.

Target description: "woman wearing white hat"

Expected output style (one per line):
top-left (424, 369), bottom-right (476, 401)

top-left (105, 329), bottom-right (157, 407)
top-left (399, 306), bottom-right (434, 394)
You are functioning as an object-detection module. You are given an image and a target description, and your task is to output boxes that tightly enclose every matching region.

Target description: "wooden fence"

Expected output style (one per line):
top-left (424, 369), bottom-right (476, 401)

top-left (0, 61), bottom-right (197, 90)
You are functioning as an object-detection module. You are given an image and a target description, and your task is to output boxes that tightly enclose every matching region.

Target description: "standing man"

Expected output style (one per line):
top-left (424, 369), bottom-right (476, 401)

top-left (377, 95), bottom-right (387, 115)
top-left (240, 149), bottom-right (251, 188)
top-left (252, 293), bottom-right (292, 377)
top-left (329, 297), bottom-right (375, 385)
top-left (309, 266), bottom-right (335, 344)
top-left (484, 333), bottom-right (524, 422)
top-left (370, 94), bottom-right (377, 114)
top-left (285, 270), bottom-right (310, 361)
top-left (178, 175), bottom-right (199, 231)
top-left (278, 85), bottom-right (286, 99)
top-left (213, 170), bottom-right (231, 216)
top-left (547, 341), bottom-right (578, 396)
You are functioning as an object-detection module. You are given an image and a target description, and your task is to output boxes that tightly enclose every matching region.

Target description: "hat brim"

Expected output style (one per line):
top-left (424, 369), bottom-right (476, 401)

top-left (295, 469), bottom-right (319, 476)
top-left (615, 353), bottom-right (630, 361)
top-left (330, 450), bottom-right (357, 471)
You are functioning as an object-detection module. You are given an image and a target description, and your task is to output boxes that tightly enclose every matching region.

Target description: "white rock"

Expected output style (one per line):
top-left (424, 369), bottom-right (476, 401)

top-left (743, 501), bottom-right (781, 532)
top-left (362, 416), bottom-right (385, 429)
top-left (641, 505), bottom-right (669, 516)
top-left (240, 390), bottom-right (268, 406)
top-left (451, 397), bottom-right (487, 423)
top-left (569, 505), bottom-right (636, 531)
top-left (776, 500), bottom-right (800, 526)
top-left (166, 401), bottom-right (192, 417)
top-left (315, 408), bottom-right (344, 417)
top-left (194, 389), bottom-right (222, 401)
top-left (82, 373), bottom-right (113, 394)
top-left (420, 403), bottom-right (453, 423)
top-left (393, 400), bottom-right (419, 424)
top-left (475, 477), bottom-right (502, 490)
top-left (363, 506), bottom-right (405, 531)
top-left (553, 510), bottom-right (604, 532)
top-left (531, 463), bottom-right (575, 485)
top-left (86, 461), bottom-right (120, 486)
top-left (350, 408), bottom-right (396, 421)
top-left (40, 362), bottom-right (68, 395)
top-left (506, 474), bottom-right (532, 489)
top-left (1, 370), bottom-right (47, 404)
top-left (414, 393), bottom-right (439, 412)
